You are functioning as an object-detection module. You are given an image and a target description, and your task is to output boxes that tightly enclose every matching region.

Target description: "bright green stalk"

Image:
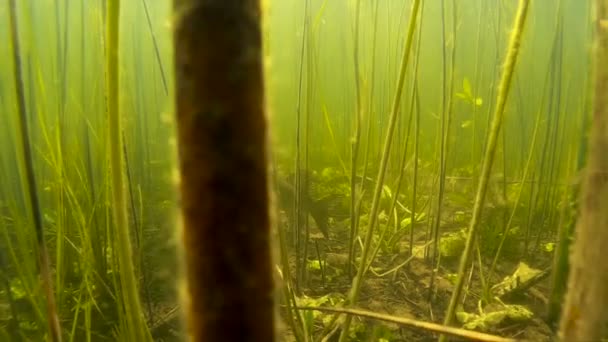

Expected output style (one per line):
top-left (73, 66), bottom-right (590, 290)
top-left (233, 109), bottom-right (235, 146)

top-left (366, 10), bottom-right (424, 269)
top-left (359, 0), bottom-right (380, 197)
top-left (293, 0), bottom-right (309, 291)
top-left (471, 0), bottom-right (484, 171)
top-left (440, 0), bottom-right (530, 339)
top-left (339, 1), bottom-right (422, 340)
top-left (347, 0), bottom-right (362, 279)
top-left (409, 83), bottom-right (420, 255)
top-left (105, 0), bottom-right (150, 340)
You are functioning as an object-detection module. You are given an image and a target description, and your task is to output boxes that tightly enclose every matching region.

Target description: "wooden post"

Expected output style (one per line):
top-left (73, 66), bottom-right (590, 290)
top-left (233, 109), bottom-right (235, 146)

top-left (173, 1), bottom-right (275, 341)
top-left (558, 2), bottom-right (608, 341)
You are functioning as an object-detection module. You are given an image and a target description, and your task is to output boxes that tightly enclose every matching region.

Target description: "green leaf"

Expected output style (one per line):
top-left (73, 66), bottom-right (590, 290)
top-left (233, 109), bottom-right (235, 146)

top-left (381, 185), bottom-right (392, 199)
top-left (307, 260), bottom-right (322, 270)
top-left (455, 92), bottom-right (468, 99)
top-left (475, 97), bottom-right (483, 106)
top-left (400, 212), bottom-right (426, 229)
top-left (544, 242), bottom-right (555, 252)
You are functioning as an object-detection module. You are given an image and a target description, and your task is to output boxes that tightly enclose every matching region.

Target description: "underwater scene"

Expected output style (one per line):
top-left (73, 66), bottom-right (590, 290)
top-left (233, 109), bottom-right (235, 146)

top-left (0, 0), bottom-right (602, 341)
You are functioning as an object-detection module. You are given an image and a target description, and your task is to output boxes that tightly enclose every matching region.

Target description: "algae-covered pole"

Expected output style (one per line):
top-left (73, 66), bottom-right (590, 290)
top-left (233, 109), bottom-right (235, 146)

top-left (558, 2), bottom-right (608, 340)
top-left (173, 0), bottom-right (275, 341)
top-left (439, 0), bottom-right (530, 339)
top-left (8, 1), bottom-right (62, 341)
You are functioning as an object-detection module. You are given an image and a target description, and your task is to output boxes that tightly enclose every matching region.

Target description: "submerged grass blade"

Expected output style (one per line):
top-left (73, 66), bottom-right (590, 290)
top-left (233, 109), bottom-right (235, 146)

top-left (8, 0), bottom-right (62, 340)
top-left (322, 105), bottom-right (348, 175)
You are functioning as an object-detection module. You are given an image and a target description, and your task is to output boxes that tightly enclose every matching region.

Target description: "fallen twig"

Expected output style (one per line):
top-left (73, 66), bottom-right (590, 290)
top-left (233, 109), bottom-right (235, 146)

top-left (297, 306), bottom-right (518, 342)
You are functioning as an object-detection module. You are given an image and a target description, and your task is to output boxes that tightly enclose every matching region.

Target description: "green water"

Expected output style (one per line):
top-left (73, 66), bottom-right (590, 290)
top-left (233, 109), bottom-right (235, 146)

top-left (0, 0), bottom-right (593, 340)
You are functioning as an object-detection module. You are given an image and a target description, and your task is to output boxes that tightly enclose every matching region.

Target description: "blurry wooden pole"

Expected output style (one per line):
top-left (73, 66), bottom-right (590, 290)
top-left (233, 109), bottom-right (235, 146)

top-left (173, 1), bottom-right (275, 341)
top-left (558, 2), bottom-right (608, 341)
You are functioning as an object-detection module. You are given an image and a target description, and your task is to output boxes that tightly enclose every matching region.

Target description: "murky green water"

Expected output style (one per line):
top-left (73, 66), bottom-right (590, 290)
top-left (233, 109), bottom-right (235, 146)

top-left (0, 0), bottom-right (593, 340)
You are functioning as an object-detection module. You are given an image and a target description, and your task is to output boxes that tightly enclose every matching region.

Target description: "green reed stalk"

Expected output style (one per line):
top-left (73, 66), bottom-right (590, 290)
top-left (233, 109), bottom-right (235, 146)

top-left (533, 19), bottom-right (565, 257)
top-left (519, 23), bottom-right (562, 258)
top-left (141, 0), bottom-right (168, 96)
top-left (547, 148), bottom-right (576, 329)
top-left (8, 1), bottom-right (63, 341)
top-left (359, 0), bottom-right (380, 198)
top-left (486, 101), bottom-right (541, 286)
top-left (105, 0), bottom-right (150, 340)
top-left (409, 83), bottom-right (421, 255)
top-left (122, 132), bottom-right (153, 321)
top-left (347, 0), bottom-right (363, 279)
top-left (366, 10), bottom-right (424, 268)
top-left (429, 0), bottom-right (456, 302)
top-left (440, 0), bottom-right (530, 338)
top-left (339, 1), bottom-right (422, 340)
top-left (470, 0), bottom-right (484, 172)
top-left (274, 176), bottom-right (306, 342)
top-left (356, 1), bottom-right (381, 271)
top-left (293, 0), bottom-right (310, 291)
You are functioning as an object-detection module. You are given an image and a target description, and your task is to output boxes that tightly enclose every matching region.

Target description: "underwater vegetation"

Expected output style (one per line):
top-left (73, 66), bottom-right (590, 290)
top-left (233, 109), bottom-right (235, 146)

top-left (1, 0), bottom-right (607, 341)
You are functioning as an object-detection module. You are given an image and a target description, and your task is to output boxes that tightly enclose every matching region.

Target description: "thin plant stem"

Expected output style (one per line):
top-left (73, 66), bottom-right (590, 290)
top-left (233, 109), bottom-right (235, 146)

top-left (293, 0), bottom-right (310, 292)
top-left (486, 103), bottom-right (542, 285)
top-left (8, 0), bottom-right (62, 340)
top-left (105, 0), bottom-right (150, 340)
top-left (409, 83), bottom-right (421, 255)
top-left (338, 1), bottom-right (422, 339)
top-left (366, 16), bottom-right (424, 269)
top-left (141, 0), bottom-right (168, 96)
top-left (429, 0), bottom-right (456, 302)
top-left (301, 306), bottom-right (515, 342)
top-left (440, 0), bottom-right (530, 338)
top-left (348, 0), bottom-right (363, 279)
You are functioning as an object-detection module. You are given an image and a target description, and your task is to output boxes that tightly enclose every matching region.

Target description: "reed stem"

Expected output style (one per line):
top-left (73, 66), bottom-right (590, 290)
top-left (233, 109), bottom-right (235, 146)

top-left (440, 0), bottom-right (530, 338)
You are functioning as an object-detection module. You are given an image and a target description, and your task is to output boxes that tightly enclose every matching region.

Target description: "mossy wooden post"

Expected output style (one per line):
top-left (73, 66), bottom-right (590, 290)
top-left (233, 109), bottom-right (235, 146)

top-left (173, 1), bottom-right (275, 341)
top-left (558, 2), bottom-right (608, 340)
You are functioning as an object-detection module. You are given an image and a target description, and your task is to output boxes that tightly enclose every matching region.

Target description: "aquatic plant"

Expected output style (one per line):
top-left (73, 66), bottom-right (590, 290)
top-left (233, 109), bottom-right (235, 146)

top-left (441, 0), bottom-right (531, 337)
top-left (105, 0), bottom-right (151, 340)
top-left (7, 0), bottom-right (61, 339)
top-left (339, 0), bottom-right (422, 339)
